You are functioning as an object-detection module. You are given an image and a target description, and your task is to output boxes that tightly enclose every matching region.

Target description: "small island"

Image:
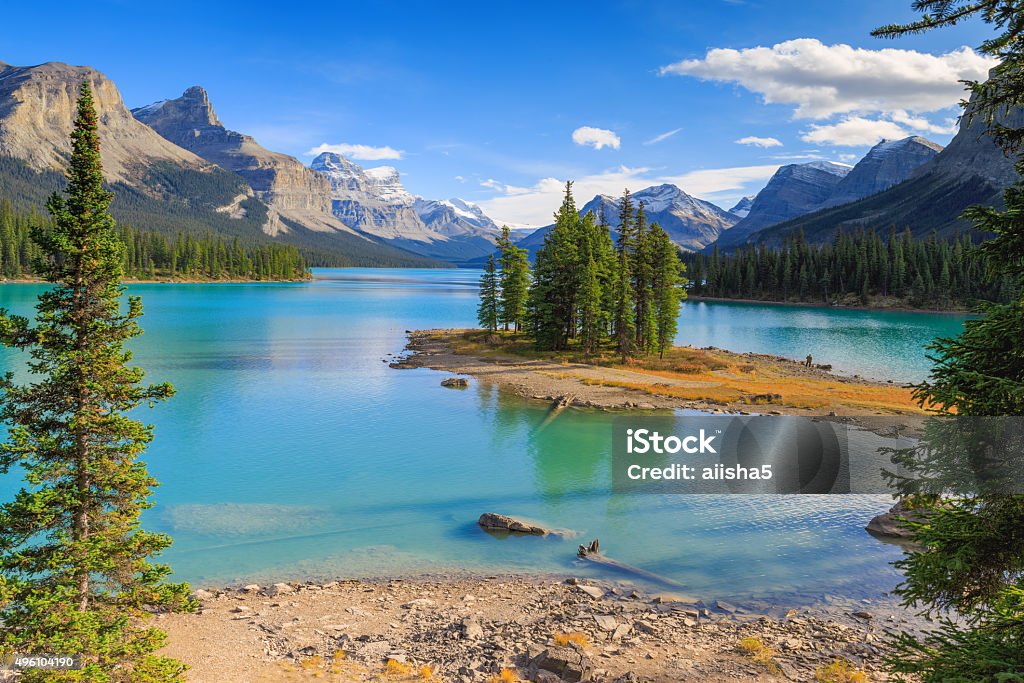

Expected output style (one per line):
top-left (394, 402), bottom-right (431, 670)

top-left (395, 328), bottom-right (924, 417)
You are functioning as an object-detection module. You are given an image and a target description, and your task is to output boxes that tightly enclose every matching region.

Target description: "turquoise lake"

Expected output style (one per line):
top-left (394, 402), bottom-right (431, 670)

top-left (0, 268), bottom-right (972, 604)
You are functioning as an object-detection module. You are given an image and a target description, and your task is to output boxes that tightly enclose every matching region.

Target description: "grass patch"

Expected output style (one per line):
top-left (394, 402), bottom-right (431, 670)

top-left (438, 329), bottom-right (924, 414)
top-left (737, 636), bottom-right (781, 674)
top-left (553, 631), bottom-right (590, 647)
top-left (385, 659), bottom-right (414, 677)
top-left (815, 659), bottom-right (870, 683)
top-left (485, 668), bottom-right (520, 683)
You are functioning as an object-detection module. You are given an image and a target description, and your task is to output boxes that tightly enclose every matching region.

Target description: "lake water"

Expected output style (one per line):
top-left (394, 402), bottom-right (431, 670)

top-left (0, 268), bottom-right (971, 604)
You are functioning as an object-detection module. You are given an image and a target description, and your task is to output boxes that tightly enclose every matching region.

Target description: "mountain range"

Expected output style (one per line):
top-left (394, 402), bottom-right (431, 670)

top-left (518, 184), bottom-right (740, 258)
top-left (1, 60), bottom-right (1020, 266)
top-left (0, 61), bottom-right (498, 266)
top-left (310, 152), bottom-right (499, 263)
top-left (718, 79), bottom-right (1021, 249)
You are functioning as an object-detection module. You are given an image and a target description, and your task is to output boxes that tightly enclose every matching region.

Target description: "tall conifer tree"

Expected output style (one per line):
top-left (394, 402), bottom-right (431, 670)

top-left (613, 190), bottom-right (636, 359)
top-left (0, 82), bottom-right (191, 681)
top-left (872, 3), bottom-right (1024, 679)
top-left (478, 254), bottom-right (500, 333)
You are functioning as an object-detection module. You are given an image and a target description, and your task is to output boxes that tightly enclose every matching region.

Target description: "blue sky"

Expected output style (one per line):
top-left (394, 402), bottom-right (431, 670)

top-left (2, 0), bottom-right (996, 227)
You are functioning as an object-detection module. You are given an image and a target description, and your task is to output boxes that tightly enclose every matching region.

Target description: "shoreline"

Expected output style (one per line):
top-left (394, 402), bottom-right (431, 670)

top-left (0, 276), bottom-right (311, 285)
top-left (162, 572), bottom-right (918, 682)
top-left (393, 329), bottom-right (925, 417)
top-left (685, 294), bottom-right (976, 315)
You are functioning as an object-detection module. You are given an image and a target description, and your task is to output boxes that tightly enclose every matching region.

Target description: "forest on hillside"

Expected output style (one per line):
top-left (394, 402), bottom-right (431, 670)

top-left (0, 200), bottom-right (310, 281)
top-left (684, 228), bottom-right (1018, 310)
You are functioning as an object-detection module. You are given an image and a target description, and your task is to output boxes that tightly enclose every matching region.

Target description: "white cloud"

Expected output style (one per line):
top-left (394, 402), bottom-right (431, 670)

top-left (801, 116), bottom-right (912, 146)
top-left (644, 128), bottom-right (683, 145)
top-left (661, 165), bottom-right (781, 198)
top-left (306, 143), bottom-right (404, 160)
top-left (454, 175), bottom-right (465, 182)
top-left (572, 126), bottom-right (621, 150)
top-left (481, 178), bottom-right (530, 195)
top-left (736, 136), bottom-right (783, 148)
top-left (659, 39), bottom-right (995, 119)
top-left (889, 110), bottom-right (959, 135)
top-left (477, 164), bottom-right (780, 228)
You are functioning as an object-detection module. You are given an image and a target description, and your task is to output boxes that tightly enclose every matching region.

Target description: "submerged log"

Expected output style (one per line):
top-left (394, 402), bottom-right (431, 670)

top-left (576, 539), bottom-right (684, 589)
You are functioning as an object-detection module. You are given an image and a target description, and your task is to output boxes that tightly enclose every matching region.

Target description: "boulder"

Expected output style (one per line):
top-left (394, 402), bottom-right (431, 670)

top-left (478, 512), bottom-right (547, 535)
top-left (265, 582), bottom-right (296, 597)
top-left (866, 500), bottom-right (929, 539)
top-left (441, 377), bottom-right (469, 388)
top-left (536, 644), bottom-right (593, 682)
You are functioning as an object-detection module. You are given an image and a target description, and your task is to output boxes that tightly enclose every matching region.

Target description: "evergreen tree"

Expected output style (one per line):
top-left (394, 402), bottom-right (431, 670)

top-left (527, 183), bottom-right (581, 350)
top-left (632, 202), bottom-right (656, 354)
top-left (576, 212), bottom-right (603, 354)
top-left (496, 226), bottom-right (530, 332)
top-left (0, 82), bottom-right (191, 681)
top-left (650, 225), bottom-right (686, 358)
top-left (873, 3), bottom-right (1024, 680)
top-left (477, 254), bottom-right (500, 333)
top-left (613, 189), bottom-right (636, 359)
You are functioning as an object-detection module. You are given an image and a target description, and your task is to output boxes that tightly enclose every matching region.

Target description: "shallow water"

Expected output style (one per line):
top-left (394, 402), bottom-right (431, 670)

top-left (0, 268), bottom-right (970, 602)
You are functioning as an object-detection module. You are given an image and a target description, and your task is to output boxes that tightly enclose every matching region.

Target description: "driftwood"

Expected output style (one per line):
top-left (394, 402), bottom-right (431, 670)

top-left (576, 539), bottom-right (684, 589)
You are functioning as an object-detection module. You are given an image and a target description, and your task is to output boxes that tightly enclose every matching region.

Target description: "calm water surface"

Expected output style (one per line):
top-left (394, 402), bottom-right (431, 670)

top-left (0, 268), bottom-right (971, 603)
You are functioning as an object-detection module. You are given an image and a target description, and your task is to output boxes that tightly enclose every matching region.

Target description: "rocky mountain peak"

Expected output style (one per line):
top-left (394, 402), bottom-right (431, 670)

top-left (729, 196), bottom-right (755, 218)
top-left (134, 85), bottom-right (345, 234)
top-left (820, 136), bottom-right (943, 208)
top-left (0, 61), bottom-right (207, 182)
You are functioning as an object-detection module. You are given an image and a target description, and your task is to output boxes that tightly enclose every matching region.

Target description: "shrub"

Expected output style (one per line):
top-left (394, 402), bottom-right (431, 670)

top-left (554, 631), bottom-right (590, 647)
top-left (815, 659), bottom-right (869, 683)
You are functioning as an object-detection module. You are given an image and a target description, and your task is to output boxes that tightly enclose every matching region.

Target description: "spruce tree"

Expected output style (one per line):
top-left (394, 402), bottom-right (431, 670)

top-left (650, 225), bottom-right (686, 358)
top-left (0, 82), bottom-right (191, 681)
top-left (632, 202), bottom-right (656, 354)
top-left (874, 3), bottom-right (1024, 680)
top-left (576, 212), bottom-right (603, 355)
top-left (478, 254), bottom-right (500, 333)
top-left (496, 226), bottom-right (530, 332)
top-left (613, 189), bottom-right (636, 360)
top-left (527, 183), bottom-right (580, 350)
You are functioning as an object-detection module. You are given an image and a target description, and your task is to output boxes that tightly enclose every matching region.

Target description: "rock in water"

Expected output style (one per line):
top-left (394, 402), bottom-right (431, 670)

top-left (441, 377), bottom-right (469, 388)
top-left (866, 500), bottom-right (930, 539)
top-left (477, 512), bottom-right (547, 535)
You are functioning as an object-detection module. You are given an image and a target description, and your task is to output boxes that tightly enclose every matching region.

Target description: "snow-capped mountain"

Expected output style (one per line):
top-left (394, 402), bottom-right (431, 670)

top-left (712, 138), bottom-right (949, 250)
top-left (519, 183), bottom-right (738, 255)
top-left (713, 161), bottom-right (852, 249)
top-left (311, 152), bottom-right (499, 262)
top-left (820, 137), bottom-right (943, 209)
top-left (413, 198), bottom-right (500, 238)
top-left (729, 196), bottom-right (755, 218)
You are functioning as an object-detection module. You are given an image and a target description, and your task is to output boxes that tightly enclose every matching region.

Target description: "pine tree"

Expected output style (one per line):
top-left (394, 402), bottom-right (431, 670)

top-left (632, 202), bottom-right (656, 354)
top-left (613, 189), bottom-right (636, 360)
top-left (477, 253), bottom-right (500, 333)
top-left (496, 226), bottom-right (530, 332)
top-left (650, 225), bottom-right (686, 358)
top-left (0, 82), bottom-right (192, 681)
top-left (873, 4), bottom-right (1024, 680)
top-left (527, 183), bottom-right (580, 350)
top-left (577, 212), bottom-right (603, 354)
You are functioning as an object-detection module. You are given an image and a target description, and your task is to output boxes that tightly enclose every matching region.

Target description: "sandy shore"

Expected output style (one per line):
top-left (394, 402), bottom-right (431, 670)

top-left (160, 574), bottom-right (919, 682)
top-left (391, 329), bottom-right (923, 417)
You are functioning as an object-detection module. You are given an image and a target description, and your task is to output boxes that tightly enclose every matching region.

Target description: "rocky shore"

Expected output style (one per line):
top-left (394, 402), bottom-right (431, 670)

top-left (160, 575), bottom-right (924, 682)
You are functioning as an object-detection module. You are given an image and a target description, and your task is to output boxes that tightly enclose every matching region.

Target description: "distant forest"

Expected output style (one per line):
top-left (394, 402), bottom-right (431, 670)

top-left (684, 228), bottom-right (1018, 310)
top-left (0, 200), bottom-right (309, 281)
top-left (0, 156), bottom-right (444, 269)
